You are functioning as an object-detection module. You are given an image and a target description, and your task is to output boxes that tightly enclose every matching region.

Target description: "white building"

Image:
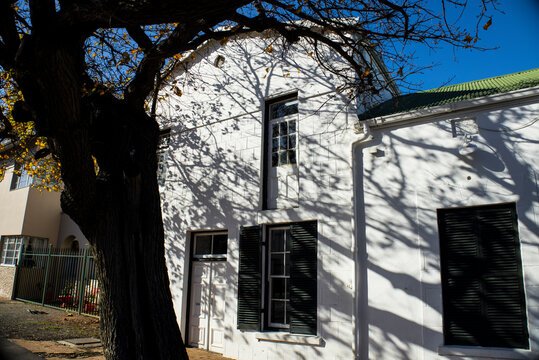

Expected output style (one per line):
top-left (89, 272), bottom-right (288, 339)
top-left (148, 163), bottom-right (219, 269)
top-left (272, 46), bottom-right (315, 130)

top-left (357, 69), bottom-right (539, 360)
top-left (157, 31), bottom-right (539, 360)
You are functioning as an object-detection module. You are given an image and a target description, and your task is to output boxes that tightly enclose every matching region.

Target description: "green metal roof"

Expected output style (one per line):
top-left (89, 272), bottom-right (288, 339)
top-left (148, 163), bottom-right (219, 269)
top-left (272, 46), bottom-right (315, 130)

top-left (359, 68), bottom-right (539, 120)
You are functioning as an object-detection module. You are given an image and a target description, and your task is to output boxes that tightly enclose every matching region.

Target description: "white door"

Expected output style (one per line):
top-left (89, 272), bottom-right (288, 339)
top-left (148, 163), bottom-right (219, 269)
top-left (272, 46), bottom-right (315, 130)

top-left (207, 262), bottom-right (226, 353)
top-left (187, 232), bottom-right (228, 353)
top-left (188, 261), bottom-right (227, 353)
top-left (266, 98), bottom-right (299, 209)
top-left (188, 262), bottom-right (210, 349)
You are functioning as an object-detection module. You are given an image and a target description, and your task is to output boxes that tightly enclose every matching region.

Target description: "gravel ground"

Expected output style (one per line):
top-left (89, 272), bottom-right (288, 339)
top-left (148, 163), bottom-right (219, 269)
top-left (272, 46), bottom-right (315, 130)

top-left (0, 299), bottom-right (231, 360)
top-left (0, 299), bottom-right (100, 341)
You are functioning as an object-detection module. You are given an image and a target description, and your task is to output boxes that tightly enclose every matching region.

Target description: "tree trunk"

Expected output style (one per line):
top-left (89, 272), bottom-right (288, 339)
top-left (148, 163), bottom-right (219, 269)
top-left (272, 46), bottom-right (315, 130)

top-left (70, 105), bottom-right (190, 360)
top-left (91, 165), bottom-right (189, 360)
top-left (14, 26), bottom-right (189, 360)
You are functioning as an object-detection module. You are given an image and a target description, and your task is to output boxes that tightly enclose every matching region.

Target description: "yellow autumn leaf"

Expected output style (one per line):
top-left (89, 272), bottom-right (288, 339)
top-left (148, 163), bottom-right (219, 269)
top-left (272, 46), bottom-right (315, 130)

top-left (265, 45), bottom-right (274, 53)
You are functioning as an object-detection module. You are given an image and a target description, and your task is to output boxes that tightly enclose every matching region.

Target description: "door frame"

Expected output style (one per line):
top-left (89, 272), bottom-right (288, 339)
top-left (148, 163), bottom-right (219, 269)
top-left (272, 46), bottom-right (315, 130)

top-left (185, 230), bottom-right (228, 349)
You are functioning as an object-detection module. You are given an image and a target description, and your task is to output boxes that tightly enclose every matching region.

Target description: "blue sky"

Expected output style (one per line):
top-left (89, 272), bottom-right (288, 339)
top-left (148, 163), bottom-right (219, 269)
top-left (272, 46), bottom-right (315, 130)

top-left (401, 0), bottom-right (539, 92)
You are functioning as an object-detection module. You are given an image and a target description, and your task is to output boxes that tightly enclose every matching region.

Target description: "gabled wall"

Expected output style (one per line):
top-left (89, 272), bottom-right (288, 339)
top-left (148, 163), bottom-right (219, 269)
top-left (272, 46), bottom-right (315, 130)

top-left (158, 35), bottom-right (360, 360)
top-left (358, 94), bottom-right (539, 359)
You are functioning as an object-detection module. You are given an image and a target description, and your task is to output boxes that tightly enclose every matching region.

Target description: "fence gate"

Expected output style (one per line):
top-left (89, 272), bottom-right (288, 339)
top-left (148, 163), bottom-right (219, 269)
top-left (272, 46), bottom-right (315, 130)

top-left (13, 245), bottom-right (100, 316)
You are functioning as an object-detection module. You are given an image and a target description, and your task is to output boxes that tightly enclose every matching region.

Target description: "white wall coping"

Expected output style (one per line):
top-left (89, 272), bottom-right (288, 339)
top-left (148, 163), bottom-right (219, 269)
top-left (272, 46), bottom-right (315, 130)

top-left (438, 345), bottom-right (536, 359)
top-left (255, 332), bottom-right (323, 346)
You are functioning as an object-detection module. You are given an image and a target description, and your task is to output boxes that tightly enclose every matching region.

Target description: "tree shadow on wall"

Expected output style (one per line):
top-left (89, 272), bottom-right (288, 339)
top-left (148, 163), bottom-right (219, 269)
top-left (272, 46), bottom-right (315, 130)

top-left (157, 35), bottom-right (538, 360)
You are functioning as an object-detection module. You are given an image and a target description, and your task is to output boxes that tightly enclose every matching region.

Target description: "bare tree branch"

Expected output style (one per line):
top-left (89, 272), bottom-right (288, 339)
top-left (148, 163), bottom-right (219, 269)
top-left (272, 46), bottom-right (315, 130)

top-left (0, 0), bottom-right (21, 66)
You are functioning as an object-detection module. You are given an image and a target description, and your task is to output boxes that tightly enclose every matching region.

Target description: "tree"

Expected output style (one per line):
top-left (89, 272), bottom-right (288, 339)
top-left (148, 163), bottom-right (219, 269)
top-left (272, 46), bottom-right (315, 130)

top-left (0, 1), bottom-right (497, 359)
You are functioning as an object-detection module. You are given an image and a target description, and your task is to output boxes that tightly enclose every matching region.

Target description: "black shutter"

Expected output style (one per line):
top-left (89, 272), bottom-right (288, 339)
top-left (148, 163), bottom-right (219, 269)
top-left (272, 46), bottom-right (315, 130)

top-left (237, 225), bottom-right (262, 331)
top-left (289, 221), bottom-right (317, 335)
top-left (438, 203), bottom-right (529, 349)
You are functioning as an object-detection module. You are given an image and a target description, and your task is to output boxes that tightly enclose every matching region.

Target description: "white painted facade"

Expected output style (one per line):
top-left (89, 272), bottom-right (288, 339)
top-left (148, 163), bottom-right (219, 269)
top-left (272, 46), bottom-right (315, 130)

top-left (157, 33), bottom-right (539, 360)
top-left (158, 34), bottom-right (360, 360)
top-left (357, 89), bottom-right (539, 360)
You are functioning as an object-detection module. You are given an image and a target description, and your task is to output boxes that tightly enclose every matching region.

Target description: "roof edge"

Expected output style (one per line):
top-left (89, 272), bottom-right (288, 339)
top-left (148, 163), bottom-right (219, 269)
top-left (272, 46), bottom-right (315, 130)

top-left (359, 85), bottom-right (539, 128)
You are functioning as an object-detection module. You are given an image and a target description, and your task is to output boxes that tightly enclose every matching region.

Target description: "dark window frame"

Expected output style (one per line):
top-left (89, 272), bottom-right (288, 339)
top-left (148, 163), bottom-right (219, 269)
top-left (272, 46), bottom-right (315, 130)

top-left (191, 231), bottom-right (228, 260)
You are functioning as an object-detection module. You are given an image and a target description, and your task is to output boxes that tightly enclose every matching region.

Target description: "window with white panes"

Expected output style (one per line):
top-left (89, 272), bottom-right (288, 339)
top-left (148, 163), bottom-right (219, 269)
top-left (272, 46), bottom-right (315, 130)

top-left (0, 236), bottom-right (48, 266)
top-left (237, 221), bottom-right (317, 334)
top-left (264, 95), bottom-right (300, 210)
top-left (269, 99), bottom-right (297, 167)
top-left (268, 227), bottom-right (291, 328)
top-left (10, 164), bottom-right (33, 190)
top-left (0, 236), bottom-right (23, 266)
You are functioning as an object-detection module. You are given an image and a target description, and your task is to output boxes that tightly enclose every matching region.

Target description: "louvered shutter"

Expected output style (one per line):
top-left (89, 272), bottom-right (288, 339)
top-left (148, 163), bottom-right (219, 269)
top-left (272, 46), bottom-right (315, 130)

top-left (289, 221), bottom-right (317, 335)
top-left (237, 225), bottom-right (262, 331)
top-left (438, 203), bottom-right (528, 349)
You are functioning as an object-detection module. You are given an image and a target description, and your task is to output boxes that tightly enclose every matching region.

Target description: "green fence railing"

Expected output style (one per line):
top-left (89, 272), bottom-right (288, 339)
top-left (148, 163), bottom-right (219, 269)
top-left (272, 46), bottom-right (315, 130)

top-left (13, 245), bottom-right (99, 316)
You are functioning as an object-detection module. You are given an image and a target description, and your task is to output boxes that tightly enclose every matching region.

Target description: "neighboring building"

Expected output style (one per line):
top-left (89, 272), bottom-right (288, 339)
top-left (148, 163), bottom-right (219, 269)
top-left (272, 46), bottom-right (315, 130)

top-left (0, 162), bottom-right (88, 298)
top-left (156, 28), bottom-right (539, 360)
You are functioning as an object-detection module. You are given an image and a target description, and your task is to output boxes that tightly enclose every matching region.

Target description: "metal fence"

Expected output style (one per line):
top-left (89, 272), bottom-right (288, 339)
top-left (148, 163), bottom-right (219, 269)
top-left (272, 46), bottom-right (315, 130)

top-left (13, 245), bottom-right (99, 316)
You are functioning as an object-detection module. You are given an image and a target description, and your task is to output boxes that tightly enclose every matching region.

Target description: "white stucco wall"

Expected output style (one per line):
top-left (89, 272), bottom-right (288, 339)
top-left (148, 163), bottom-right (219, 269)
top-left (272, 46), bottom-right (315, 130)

top-left (359, 95), bottom-right (539, 359)
top-left (158, 34), bottom-right (359, 360)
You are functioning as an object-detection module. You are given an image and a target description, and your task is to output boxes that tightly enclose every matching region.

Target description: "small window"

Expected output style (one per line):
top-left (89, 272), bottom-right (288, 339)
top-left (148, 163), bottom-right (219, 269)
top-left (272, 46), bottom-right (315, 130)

top-left (0, 236), bottom-right (23, 266)
top-left (10, 164), bottom-right (33, 190)
top-left (193, 232), bottom-right (227, 259)
top-left (157, 129), bottom-right (170, 186)
top-left (0, 236), bottom-right (48, 266)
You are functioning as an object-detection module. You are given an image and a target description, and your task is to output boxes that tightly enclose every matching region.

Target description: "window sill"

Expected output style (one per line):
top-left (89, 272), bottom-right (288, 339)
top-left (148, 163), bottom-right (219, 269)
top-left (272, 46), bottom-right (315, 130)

top-left (255, 332), bottom-right (323, 346)
top-left (438, 345), bottom-right (534, 359)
